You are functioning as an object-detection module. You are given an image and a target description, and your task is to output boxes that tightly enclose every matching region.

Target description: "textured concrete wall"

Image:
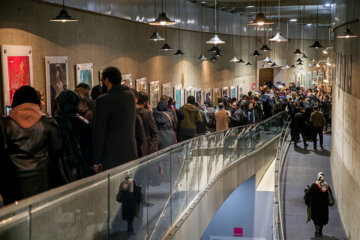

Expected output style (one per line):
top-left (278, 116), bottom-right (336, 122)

top-left (331, 0), bottom-right (360, 238)
top-left (0, 0), bottom-right (323, 112)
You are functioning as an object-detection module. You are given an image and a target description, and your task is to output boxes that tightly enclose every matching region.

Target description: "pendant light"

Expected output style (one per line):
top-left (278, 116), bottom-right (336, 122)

top-left (246, 61), bottom-right (252, 66)
top-left (160, 28), bottom-right (173, 51)
top-left (51, 0), bottom-right (78, 22)
top-left (270, 0), bottom-right (288, 42)
top-left (208, 45), bottom-right (222, 53)
top-left (238, 14), bottom-right (245, 63)
top-left (282, 64), bottom-right (291, 69)
top-left (229, 15), bottom-right (239, 62)
top-left (246, 24), bottom-right (252, 66)
top-left (149, 0), bottom-right (176, 26)
top-left (309, 0), bottom-right (324, 48)
top-left (252, 29), bottom-right (261, 56)
top-left (290, 64), bottom-right (296, 68)
top-left (198, 3), bottom-right (207, 61)
top-left (264, 56), bottom-right (271, 62)
top-left (337, 0), bottom-right (358, 38)
top-left (294, 0), bottom-right (302, 54)
top-left (260, 44), bottom-right (272, 51)
top-left (148, 0), bottom-right (165, 41)
top-left (248, 0), bottom-right (274, 26)
top-left (174, 0), bottom-right (184, 55)
top-left (206, 0), bottom-right (225, 45)
top-left (211, 55), bottom-right (218, 61)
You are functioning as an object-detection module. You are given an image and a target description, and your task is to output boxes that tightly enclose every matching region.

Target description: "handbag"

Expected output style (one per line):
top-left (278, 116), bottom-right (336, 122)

top-left (328, 187), bottom-right (335, 206)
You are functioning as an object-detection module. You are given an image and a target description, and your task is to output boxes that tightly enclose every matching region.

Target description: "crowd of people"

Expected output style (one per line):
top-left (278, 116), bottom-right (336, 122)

top-left (0, 66), bottom-right (332, 208)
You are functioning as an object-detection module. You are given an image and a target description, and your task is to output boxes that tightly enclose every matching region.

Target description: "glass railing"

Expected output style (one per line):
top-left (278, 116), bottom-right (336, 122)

top-left (273, 117), bottom-right (291, 240)
top-left (0, 111), bottom-right (288, 240)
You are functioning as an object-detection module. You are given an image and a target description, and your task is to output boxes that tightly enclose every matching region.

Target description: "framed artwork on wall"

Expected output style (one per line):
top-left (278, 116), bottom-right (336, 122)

top-left (98, 69), bottom-right (103, 85)
top-left (174, 85), bottom-right (183, 109)
top-left (230, 86), bottom-right (237, 99)
top-left (301, 74), bottom-right (306, 88)
top-left (204, 88), bottom-right (212, 103)
top-left (222, 87), bottom-right (229, 98)
top-left (162, 82), bottom-right (172, 98)
top-left (76, 63), bottom-right (93, 88)
top-left (149, 81), bottom-right (160, 108)
top-left (1, 45), bottom-right (33, 110)
top-left (296, 74), bottom-right (301, 87)
top-left (136, 77), bottom-right (147, 92)
top-left (121, 74), bottom-right (132, 88)
top-left (195, 88), bottom-right (202, 103)
top-left (45, 56), bottom-right (69, 116)
top-left (238, 85), bottom-right (244, 99)
top-left (307, 72), bottom-right (312, 88)
top-left (213, 88), bottom-right (221, 106)
top-left (184, 86), bottom-right (193, 103)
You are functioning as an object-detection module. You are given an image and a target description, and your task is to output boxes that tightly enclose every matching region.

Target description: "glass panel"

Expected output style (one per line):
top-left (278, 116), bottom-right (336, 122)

top-left (185, 139), bottom-right (199, 204)
top-left (0, 208), bottom-right (30, 240)
top-left (197, 136), bottom-right (208, 190)
top-left (31, 180), bottom-right (108, 240)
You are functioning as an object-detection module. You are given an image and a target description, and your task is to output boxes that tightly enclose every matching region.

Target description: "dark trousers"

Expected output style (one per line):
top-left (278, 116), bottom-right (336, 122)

top-left (294, 130), bottom-right (307, 146)
top-left (313, 127), bottom-right (323, 148)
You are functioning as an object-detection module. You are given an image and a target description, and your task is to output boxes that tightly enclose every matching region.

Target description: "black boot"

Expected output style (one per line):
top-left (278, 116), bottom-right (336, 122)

top-left (315, 225), bottom-right (320, 237)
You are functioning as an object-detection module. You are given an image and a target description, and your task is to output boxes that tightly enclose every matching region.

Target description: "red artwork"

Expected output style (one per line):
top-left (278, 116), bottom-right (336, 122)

top-left (7, 56), bottom-right (30, 104)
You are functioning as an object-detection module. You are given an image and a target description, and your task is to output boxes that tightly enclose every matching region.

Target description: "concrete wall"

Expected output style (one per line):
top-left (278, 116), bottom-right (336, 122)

top-left (0, 0), bottom-right (324, 112)
top-left (331, 0), bottom-right (360, 238)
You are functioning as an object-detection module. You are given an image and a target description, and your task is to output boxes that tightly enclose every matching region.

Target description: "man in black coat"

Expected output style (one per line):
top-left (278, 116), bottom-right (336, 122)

top-left (320, 95), bottom-right (331, 131)
top-left (293, 107), bottom-right (308, 148)
top-left (92, 67), bottom-right (137, 172)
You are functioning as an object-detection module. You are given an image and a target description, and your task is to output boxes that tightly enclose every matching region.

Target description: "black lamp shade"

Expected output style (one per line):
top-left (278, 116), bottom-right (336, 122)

top-left (149, 12), bottom-right (176, 26)
top-left (309, 40), bottom-right (324, 48)
top-left (208, 45), bottom-right (221, 53)
top-left (147, 32), bottom-right (165, 41)
top-left (260, 44), bottom-right (272, 51)
top-left (161, 43), bottom-right (173, 51)
top-left (294, 49), bottom-right (302, 55)
top-left (51, 9), bottom-right (78, 22)
top-left (238, 58), bottom-right (245, 63)
top-left (252, 50), bottom-right (261, 56)
top-left (174, 49), bottom-right (185, 55)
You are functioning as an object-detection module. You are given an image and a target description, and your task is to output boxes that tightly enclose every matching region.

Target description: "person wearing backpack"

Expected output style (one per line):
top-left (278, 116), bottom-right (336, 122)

top-left (206, 101), bottom-right (216, 132)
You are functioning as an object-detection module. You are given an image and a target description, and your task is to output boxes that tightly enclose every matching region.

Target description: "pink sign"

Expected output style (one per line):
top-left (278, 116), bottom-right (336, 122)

top-left (252, 83), bottom-right (256, 90)
top-left (234, 227), bottom-right (243, 237)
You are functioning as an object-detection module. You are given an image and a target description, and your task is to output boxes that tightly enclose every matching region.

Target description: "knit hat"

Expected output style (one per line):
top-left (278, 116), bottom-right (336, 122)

top-left (12, 86), bottom-right (40, 108)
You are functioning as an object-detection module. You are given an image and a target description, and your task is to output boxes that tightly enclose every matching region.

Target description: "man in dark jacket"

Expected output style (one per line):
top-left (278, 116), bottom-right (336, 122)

top-left (293, 107), bottom-right (308, 148)
top-left (320, 95), bottom-right (331, 131)
top-left (92, 67), bottom-right (137, 172)
top-left (1, 86), bottom-right (62, 202)
top-left (179, 96), bottom-right (203, 141)
top-left (135, 91), bottom-right (159, 157)
top-left (310, 107), bottom-right (326, 150)
top-left (246, 102), bottom-right (261, 124)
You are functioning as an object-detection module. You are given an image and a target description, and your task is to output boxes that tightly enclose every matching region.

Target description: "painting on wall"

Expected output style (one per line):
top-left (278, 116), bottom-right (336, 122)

top-left (213, 88), bottom-right (221, 106)
top-left (149, 81), bottom-right (160, 107)
top-left (296, 74), bottom-right (301, 87)
top-left (162, 82), bottom-right (172, 98)
top-left (222, 87), bottom-right (229, 98)
top-left (174, 85), bottom-right (183, 109)
top-left (45, 56), bottom-right (69, 116)
top-left (184, 86), bottom-right (193, 103)
top-left (76, 63), bottom-right (93, 88)
top-left (307, 72), bottom-right (312, 88)
top-left (204, 88), bottom-right (212, 103)
top-left (346, 54), bottom-right (352, 94)
top-left (1, 45), bottom-right (33, 109)
top-left (238, 85), bottom-right (244, 99)
top-left (313, 70), bottom-right (318, 84)
top-left (301, 74), bottom-right (306, 88)
top-left (195, 88), bottom-right (202, 103)
top-left (230, 86), bottom-right (237, 99)
top-left (136, 77), bottom-right (147, 92)
top-left (122, 74), bottom-right (132, 88)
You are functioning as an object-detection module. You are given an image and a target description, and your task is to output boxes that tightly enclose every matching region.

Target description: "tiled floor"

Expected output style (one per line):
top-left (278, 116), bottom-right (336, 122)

top-left (281, 133), bottom-right (348, 240)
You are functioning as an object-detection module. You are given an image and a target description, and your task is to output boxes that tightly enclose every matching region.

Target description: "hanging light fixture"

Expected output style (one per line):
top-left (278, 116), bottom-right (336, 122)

top-left (214, 50), bottom-right (223, 57)
top-left (238, 14), bottom-right (245, 64)
top-left (337, 0), bottom-right (358, 38)
top-left (149, 0), bottom-right (176, 26)
top-left (270, 0), bottom-right (288, 42)
top-left (238, 58), bottom-right (245, 63)
top-left (229, 14), bottom-right (239, 62)
top-left (51, 0), bottom-right (78, 22)
top-left (208, 45), bottom-right (221, 53)
top-left (294, 49), bottom-right (302, 55)
top-left (248, 0), bottom-right (274, 26)
top-left (160, 28), bottom-right (173, 51)
top-left (245, 23), bottom-right (252, 66)
top-left (309, 0), bottom-right (324, 48)
top-left (206, 0), bottom-right (225, 44)
top-left (264, 56), bottom-right (271, 62)
top-left (290, 64), bottom-right (295, 68)
top-left (246, 61), bottom-right (252, 66)
top-left (174, 0), bottom-right (184, 56)
top-left (301, 53), bottom-right (309, 58)
top-left (211, 55), bottom-right (218, 61)
top-left (198, 3), bottom-right (207, 61)
top-left (252, 50), bottom-right (261, 56)
top-left (260, 44), bottom-right (272, 51)
top-left (322, 47), bottom-right (333, 54)
top-left (148, 0), bottom-right (165, 41)
top-left (282, 64), bottom-right (291, 69)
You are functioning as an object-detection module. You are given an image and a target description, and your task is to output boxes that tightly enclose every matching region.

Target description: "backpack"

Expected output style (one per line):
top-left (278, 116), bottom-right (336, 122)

top-left (207, 108), bottom-right (216, 128)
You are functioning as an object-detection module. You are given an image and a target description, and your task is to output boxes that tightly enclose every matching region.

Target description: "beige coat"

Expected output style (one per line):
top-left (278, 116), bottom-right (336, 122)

top-left (215, 110), bottom-right (230, 131)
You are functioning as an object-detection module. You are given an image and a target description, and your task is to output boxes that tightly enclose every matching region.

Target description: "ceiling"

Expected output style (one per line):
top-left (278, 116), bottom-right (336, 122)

top-left (189, 0), bottom-right (333, 25)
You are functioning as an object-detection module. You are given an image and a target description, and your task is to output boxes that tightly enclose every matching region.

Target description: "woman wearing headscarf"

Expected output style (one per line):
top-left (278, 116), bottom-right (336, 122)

top-left (304, 172), bottom-right (334, 237)
top-left (55, 90), bottom-right (93, 184)
top-left (1, 86), bottom-right (62, 202)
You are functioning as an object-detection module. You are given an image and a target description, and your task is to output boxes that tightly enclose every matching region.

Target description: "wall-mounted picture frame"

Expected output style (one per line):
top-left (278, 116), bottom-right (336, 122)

top-left (174, 85), bottom-right (183, 109)
top-left (136, 77), bottom-right (147, 92)
top-left (1, 45), bottom-right (33, 110)
top-left (184, 86), bottom-right (193, 103)
top-left (121, 74), bottom-right (132, 88)
top-left (230, 86), bottom-right (237, 99)
top-left (238, 84), bottom-right (244, 99)
top-left (45, 56), bottom-right (69, 116)
top-left (222, 86), bottom-right (229, 98)
top-left (195, 88), bottom-right (202, 103)
top-left (76, 63), bottom-right (93, 88)
top-left (204, 88), bottom-right (212, 103)
top-left (213, 88), bottom-right (221, 106)
top-left (307, 72), bottom-right (312, 88)
top-left (149, 81), bottom-right (160, 108)
top-left (162, 82), bottom-right (172, 98)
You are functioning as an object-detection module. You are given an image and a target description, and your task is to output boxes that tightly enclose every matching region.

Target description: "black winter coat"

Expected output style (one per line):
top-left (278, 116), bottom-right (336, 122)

top-left (153, 110), bottom-right (177, 150)
top-left (305, 183), bottom-right (331, 225)
top-left (92, 85), bottom-right (137, 170)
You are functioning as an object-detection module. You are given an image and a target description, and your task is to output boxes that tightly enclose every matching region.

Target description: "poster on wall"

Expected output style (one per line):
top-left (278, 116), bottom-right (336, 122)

top-left (121, 74), bottom-right (132, 88)
top-left (1, 45), bottom-right (33, 110)
top-left (136, 77), bottom-right (147, 92)
top-left (213, 88), bottom-right (221, 106)
top-left (149, 81), bottom-right (160, 107)
top-left (252, 83), bottom-right (256, 91)
top-left (174, 85), bottom-right (183, 109)
top-left (238, 85), bottom-right (244, 99)
top-left (45, 56), bottom-right (69, 116)
top-left (195, 88), bottom-right (202, 103)
top-left (301, 74), bottom-right (306, 88)
top-left (76, 63), bottom-right (93, 88)
top-left (307, 72), bottom-right (312, 88)
top-left (313, 70), bottom-right (318, 84)
top-left (162, 82), bottom-right (172, 98)
top-left (204, 88), bottom-right (212, 103)
top-left (296, 74), bottom-right (301, 87)
top-left (184, 86), bottom-right (193, 103)
top-left (346, 54), bottom-right (352, 94)
top-left (222, 87), bottom-right (229, 98)
top-left (230, 86), bottom-right (237, 99)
